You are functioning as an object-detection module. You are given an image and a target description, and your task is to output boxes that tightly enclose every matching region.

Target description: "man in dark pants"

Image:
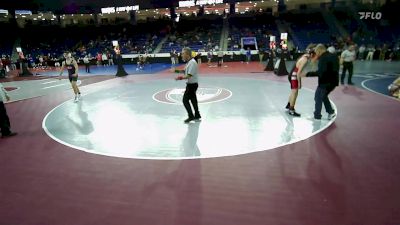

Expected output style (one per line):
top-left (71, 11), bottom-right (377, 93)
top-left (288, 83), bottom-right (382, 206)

top-left (306, 44), bottom-right (339, 120)
top-left (83, 55), bottom-right (90, 73)
top-left (0, 60), bottom-right (5, 78)
top-left (0, 83), bottom-right (17, 138)
top-left (340, 45), bottom-right (356, 85)
top-left (174, 47), bottom-right (201, 123)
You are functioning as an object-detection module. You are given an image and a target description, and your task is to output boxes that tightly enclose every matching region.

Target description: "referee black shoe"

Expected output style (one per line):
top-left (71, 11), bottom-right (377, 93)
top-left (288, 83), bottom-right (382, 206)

top-left (194, 115), bottom-right (201, 121)
top-left (184, 118), bottom-right (195, 123)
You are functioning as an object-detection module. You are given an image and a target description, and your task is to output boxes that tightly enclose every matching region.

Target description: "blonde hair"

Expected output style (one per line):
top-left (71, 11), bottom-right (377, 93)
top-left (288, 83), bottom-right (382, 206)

top-left (306, 43), bottom-right (316, 50)
top-left (182, 47), bottom-right (192, 57)
top-left (314, 44), bottom-right (326, 58)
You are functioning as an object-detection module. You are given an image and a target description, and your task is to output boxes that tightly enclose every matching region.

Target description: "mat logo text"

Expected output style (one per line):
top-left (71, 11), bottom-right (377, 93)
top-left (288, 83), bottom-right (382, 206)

top-left (153, 87), bottom-right (232, 104)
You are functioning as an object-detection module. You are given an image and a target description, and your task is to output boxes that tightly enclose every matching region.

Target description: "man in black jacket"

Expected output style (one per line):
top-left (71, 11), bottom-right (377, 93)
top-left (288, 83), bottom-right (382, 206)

top-left (0, 83), bottom-right (17, 138)
top-left (306, 44), bottom-right (339, 120)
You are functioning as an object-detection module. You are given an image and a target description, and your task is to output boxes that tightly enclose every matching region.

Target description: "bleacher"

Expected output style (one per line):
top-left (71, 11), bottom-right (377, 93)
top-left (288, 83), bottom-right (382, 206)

top-left (159, 15), bottom-right (222, 53)
top-left (0, 23), bottom-right (16, 57)
top-left (18, 19), bottom-right (169, 59)
top-left (1, 2), bottom-right (398, 63)
top-left (283, 12), bottom-right (332, 50)
top-left (228, 14), bottom-right (279, 51)
top-left (332, 9), bottom-right (358, 37)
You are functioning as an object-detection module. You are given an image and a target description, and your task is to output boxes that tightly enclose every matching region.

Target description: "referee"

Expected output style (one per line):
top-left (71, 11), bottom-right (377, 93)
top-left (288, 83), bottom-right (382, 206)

top-left (340, 45), bottom-right (356, 85)
top-left (174, 47), bottom-right (201, 123)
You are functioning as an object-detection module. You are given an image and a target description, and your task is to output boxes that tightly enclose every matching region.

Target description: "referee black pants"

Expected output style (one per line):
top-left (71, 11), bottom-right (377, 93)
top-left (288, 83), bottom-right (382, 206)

top-left (183, 83), bottom-right (200, 119)
top-left (85, 63), bottom-right (90, 73)
top-left (0, 101), bottom-right (11, 136)
top-left (341, 62), bottom-right (353, 84)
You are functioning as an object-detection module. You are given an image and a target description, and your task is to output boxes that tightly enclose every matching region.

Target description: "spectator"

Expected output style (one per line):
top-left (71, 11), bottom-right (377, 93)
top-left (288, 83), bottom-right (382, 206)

top-left (102, 52), bottom-right (108, 66)
top-left (246, 48), bottom-right (251, 64)
top-left (358, 44), bottom-right (366, 60)
top-left (388, 77), bottom-right (400, 99)
top-left (217, 50), bottom-right (224, 67)
top-left (137, 55), bottom-right (145, 71)
top-left (196, 52), bottom-right (202, 65)
top-left (83, 55), bottom-right (90, 73)
top-left (0, 60), bottom-right (5, 78)
top-left (107, 52), bottom-right (114, 66)
top-left (258, 49), bottom-right (264, 63)
top-left (170, 49), bottom-right (177, 68)
top-left (207, 50), bottom-right (213, 65)
top-left (0, 82), bottom-right (17, 138)
top-left (366, 46), bottom-right (374, 61)
top-left (96, 53), bottom-right (102, 66)
top-left (240, 47), bottom-right (246, 63)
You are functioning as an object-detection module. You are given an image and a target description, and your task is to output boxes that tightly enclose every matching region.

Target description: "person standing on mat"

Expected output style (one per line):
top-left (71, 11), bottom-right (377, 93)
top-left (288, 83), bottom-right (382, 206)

top-left (306, 44), bottom-right (339, 120)
top-left (246, 48), bottom-right (251, 64)
top-left (217, 49), bottom-right (224, 67)
top-left (285, 44), bottom-right (316, 117)
top-left (174, 47), bottom-right (201, 123)
top-left (59, 52), bottom-right (81, 103)
top-left (83, 55), bottom-right (90, 73)
top-left (170, 49), bottom-right (177, 68)
top-left (340, 45), bottom-right (356, 85)
top-left (0, 82), bottom-right (17, 138)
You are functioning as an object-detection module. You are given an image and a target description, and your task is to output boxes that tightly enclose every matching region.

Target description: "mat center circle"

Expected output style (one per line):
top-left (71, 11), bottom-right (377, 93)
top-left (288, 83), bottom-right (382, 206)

top-left (42, 77), bottom-right (335, 159)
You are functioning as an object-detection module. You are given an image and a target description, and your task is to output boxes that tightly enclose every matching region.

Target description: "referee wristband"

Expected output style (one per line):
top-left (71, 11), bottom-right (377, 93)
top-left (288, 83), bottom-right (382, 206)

top-left (174, 69), bottom-right (182, 74)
